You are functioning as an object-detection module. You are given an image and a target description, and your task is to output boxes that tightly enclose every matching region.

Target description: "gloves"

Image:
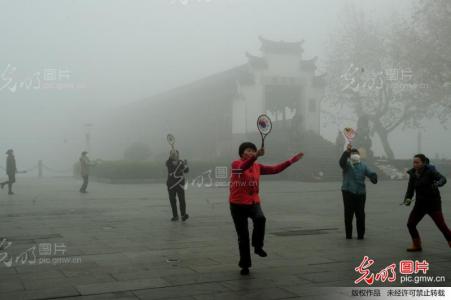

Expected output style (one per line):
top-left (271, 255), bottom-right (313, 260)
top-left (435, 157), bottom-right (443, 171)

top-left (370, 174), bottom-right (378, 184)
top-left (289, 152), bottom-right (304, 164)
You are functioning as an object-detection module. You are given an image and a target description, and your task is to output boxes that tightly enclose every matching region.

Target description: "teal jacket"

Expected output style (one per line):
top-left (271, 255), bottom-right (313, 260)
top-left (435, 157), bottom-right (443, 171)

top-left (339, 151), bottom-right (377, 195)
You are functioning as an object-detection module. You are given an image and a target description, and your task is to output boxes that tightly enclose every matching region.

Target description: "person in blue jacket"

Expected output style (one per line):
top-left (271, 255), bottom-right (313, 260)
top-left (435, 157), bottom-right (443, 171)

top-left (339, 144), bottom-right (378, 239)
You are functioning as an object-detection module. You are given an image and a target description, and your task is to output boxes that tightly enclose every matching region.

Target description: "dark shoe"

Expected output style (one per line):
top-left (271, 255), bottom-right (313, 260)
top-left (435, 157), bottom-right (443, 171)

top-left (0, 183), bottom-right (4, 189)
top-left (254, 248), bottom-right (267, 257)
top-left (182, 214), bottom-right (189, 222)
top-left (346, 236), bottom-right (352, 240)
top-left (357, 236), bottom-right (364, 240)
top-left (407, 238), bottom-right (422, 252)
top-left (80, 190), bottom-right (87, 193)
top-left (171, 216), bottom-right (179, 222)
top-left (8, 192), bottom-right (14, 195)
top-left (240, 268), bottom-right (250, 276)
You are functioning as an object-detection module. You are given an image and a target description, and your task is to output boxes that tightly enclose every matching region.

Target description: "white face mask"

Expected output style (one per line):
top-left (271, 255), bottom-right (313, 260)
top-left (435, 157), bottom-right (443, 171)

top-left (350, 154), bottom-right (361, 163)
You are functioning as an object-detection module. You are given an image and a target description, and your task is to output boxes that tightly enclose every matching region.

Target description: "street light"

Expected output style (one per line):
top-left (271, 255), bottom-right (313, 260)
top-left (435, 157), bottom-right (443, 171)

top-left (83, 123), bottom-right (93, 152)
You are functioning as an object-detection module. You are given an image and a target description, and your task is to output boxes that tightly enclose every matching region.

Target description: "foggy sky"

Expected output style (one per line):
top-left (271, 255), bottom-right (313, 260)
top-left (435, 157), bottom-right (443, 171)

top-left (1, 0), bottom-right (448, 171)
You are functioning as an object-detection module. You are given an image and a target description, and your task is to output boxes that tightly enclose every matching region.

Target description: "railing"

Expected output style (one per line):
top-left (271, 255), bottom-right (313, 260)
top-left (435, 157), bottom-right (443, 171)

top-left (0, 161), bottom-right (73, 177)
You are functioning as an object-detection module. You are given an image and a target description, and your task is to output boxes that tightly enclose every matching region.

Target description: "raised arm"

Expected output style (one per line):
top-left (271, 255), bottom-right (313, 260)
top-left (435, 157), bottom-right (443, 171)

top-left (260, 152), bottom-right (304, 175)
top-left (339, 151), bottom-right (350, 170)
top-left (166, 160), bottom-right (174, 173)
top-left (260, 161), bottom-right (291, 175)
top-left (232, 156), bottom-right (258, 174)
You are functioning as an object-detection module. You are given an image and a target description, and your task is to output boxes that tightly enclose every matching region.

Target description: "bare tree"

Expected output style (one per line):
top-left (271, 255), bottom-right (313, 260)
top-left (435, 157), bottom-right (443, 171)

top-left (324, 4), bottom-right (448, 159)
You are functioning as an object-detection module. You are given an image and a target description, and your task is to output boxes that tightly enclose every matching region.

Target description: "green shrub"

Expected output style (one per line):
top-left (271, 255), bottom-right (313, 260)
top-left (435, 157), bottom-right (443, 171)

top-left (90, 160), bottom-right (230, 180)
top-left (123, 142), bottom-right (152, 161)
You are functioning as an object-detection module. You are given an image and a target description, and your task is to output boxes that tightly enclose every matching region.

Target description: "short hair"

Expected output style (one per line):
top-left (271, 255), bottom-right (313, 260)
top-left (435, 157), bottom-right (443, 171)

top-left (351, 148), bottom-right (360, 154)
top-left (414, 154), bottom-right (427, 163)
top-left (239, 142), bottom-right (257, 157)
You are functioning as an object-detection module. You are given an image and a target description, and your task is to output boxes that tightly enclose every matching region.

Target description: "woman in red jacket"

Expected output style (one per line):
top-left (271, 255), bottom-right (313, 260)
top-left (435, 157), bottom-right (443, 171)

top-left (229, 142), bottom-right (304, 275)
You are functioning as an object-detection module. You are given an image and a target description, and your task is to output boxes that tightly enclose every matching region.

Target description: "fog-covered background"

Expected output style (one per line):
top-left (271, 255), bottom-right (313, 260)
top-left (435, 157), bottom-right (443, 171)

top-left (1, 0), bottom-right (449, 173)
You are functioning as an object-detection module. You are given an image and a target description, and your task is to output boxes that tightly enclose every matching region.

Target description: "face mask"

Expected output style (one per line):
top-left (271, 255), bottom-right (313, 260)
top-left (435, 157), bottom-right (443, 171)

top-left (350, 154), bottom-right (361, 163)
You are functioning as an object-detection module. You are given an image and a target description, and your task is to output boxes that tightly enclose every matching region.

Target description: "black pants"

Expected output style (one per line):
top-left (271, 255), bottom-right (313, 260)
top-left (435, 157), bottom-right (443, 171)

top-left (80, 176), bottom-right (89, 192)
top-left (407, 205), bottom-right (451, 242)
top-left (230, 203), bottom-right (266, 268)
top-left (342, 190), bottom-right (366, 238)
top-left (1, 174), bottom-right (15, 193)
top-left (168, 185), bottom-right (186, 217)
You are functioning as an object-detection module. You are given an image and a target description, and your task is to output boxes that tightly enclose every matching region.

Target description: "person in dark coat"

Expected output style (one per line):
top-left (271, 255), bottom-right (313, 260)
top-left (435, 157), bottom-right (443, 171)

top-left (1, 149), bottom-right (17, 195)
top-left (403, 154), bottom-right (451, 251)
top-left (166, 150), bottom-right (189, 222)
top-left (339, 144), bottom-right (378, 240)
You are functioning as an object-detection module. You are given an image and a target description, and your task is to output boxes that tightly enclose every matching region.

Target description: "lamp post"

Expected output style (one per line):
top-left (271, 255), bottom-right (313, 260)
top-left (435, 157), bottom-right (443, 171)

top-left (84, 123), bottom-right (93, 152)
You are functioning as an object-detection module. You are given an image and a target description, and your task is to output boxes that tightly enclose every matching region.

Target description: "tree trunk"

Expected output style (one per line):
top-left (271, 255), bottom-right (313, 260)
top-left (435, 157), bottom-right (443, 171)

top-left (372, 119), bottom-right (395, 159)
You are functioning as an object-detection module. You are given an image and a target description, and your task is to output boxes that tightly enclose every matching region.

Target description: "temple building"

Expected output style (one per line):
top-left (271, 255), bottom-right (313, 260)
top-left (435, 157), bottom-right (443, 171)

top-left (232, 37), bottom-right (325, 138)
top-left (102, 37), bottom-right (328, 163)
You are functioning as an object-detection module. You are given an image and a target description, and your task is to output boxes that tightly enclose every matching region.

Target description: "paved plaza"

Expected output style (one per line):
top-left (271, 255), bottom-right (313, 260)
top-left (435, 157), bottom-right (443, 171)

top-left (0, 177), bottom-right (450, 299)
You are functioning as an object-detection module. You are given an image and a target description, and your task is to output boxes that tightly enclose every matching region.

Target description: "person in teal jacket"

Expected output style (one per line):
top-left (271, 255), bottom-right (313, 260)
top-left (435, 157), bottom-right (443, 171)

top-left (339, 144), bottom-right (378, 239)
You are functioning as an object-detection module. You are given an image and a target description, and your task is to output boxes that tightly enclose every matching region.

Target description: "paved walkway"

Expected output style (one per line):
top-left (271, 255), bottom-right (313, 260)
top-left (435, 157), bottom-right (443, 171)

top-left (0, 178), bottom-right (450, 299)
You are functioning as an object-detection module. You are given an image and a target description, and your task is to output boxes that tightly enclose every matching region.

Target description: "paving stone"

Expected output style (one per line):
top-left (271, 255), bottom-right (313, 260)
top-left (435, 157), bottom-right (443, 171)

top-left (0, 178), bottom-right (450, 299)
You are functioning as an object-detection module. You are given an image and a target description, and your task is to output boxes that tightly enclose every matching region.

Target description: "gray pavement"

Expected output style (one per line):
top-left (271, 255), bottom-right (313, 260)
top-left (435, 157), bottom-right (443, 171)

top-left (0, 177), bottom-right (450, 299)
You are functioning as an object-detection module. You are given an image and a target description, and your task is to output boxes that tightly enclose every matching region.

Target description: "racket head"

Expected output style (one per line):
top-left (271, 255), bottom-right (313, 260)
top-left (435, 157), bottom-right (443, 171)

top-left (257, 114), bottom-right (272, 136)
top-left (167, 134), bottom-right (175, 147)
top-left (343, 127), bottom-right (356, 142)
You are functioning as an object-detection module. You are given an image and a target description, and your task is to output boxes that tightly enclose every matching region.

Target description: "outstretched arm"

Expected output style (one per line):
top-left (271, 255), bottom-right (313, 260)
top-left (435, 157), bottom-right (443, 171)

top-left (260, 153), bottom-right (304, 175)
top-left (365, 165), bottom-right (378, 184)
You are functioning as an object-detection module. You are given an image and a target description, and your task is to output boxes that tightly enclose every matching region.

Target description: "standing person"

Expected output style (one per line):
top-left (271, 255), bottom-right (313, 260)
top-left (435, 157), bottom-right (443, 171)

top-left (166, 150), bottom-right (189, 222)
top-left (79, 151), bottom-right (93, 193)
top-left (1, 149), bottom-right (17, 195)
top-left (229, 142), bottom-right (304, 275)
top-left (403, 154), bottom-right (450, 251)
top-left (339, 143), bottom-right (378, 240)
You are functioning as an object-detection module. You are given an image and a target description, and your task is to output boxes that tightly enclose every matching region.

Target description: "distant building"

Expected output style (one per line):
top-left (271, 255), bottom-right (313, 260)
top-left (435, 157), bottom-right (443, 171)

top-left (104, 37), bottom-right (326, 161)
top-left (233, 37), bottom-right (325, 138)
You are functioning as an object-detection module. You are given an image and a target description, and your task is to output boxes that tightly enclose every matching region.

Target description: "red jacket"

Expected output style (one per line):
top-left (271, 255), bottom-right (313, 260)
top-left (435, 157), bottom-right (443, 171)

top-left (229, 156), bottom-right (292, 205)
